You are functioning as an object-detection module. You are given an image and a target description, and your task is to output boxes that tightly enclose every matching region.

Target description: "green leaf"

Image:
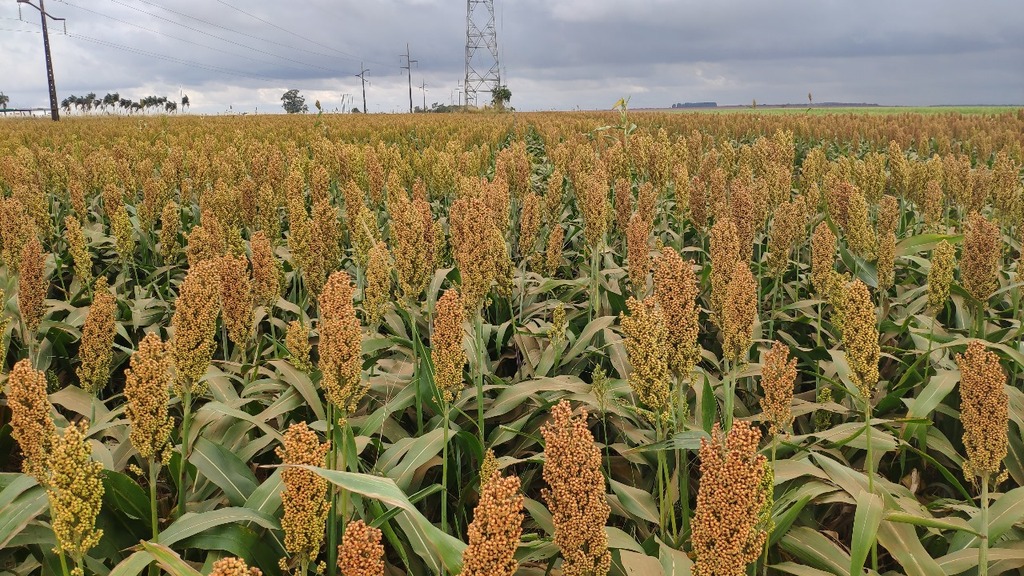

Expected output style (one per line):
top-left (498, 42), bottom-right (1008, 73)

top-left (949, 486), bottom-right (1024, 552)
top-left (191, 436), bottom-right (260, 506)
top-left (658, 538), bottom-right (693, 576)
top-left (850, 491), bottom-right (883, 576)
top-left (139, 542), bottom-right (203, 576)
top-left (780, 526), bottom-right (850, 575)
top-left (0, 477), bottom-right (47, 548)
top-left (936, 542), bottom-right (1024, 575)
top-left (876, 520), bottom-right (943, 576)
top-left (610, 479), bottom-right (659, 524)
top-left (379, 427), bottom-right (446, 492)
top-left (883, 511), bottom-right (979, 536)
top-left (108, 550), bottom-right (158, 576)
top-left (268, 359), bottom-right (325, 422)
top-left (618, 550), bottom-right (662, 575)
top-left (157, 507), bottom-right (280, 547)
top-left (306, 466), bottom-right (467, 575)
top-left (103, 470), bottom-right (152, 524)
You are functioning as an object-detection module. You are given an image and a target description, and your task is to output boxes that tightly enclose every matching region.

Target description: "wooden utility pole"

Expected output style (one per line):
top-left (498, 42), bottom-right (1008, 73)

top-left (355, 62), bottom-right (369, 113)
top-left (400, 44), bottom-right (417, 113)
top-left (18, 0), bottom-right (64, 121)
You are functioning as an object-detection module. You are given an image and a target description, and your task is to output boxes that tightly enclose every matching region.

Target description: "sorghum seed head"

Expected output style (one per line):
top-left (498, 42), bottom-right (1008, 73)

top-left (77, 276), bottom-right (117, 396)
top-left (691, 421), bottom-right (769, 576)
top-left (363, 240), bottom-right (391, 326)
top-left (211, 557), bottom-right (263, 576)
top-left (621, 297), bottom-right (671, 422)
top-left (171, 259), bottom-right (221, 397)
top-left (432, 289), bottom-right (466, 404)
top-left (6, 358), bottom-right (55, 482)
top-left (217, 253), bottom-right (255, 347)
top-left (337, 519), bottom-right (385, 576)
top-left (810, 221), bottom-right (837, 297)
top-left (124, 332), bottom-right (174, 463)
top-left (18, 235), bottom-right (47, 335)
top-left (286, 319), bottom-right (313, 373)
top-left (928, 240), bottom-right (956, 311)
top-left (722, 260), bottom-right (757, 367)
top-left (836, 280), bottom-right (879, 402)
top-left (956, 341), bottom-right (1009, 482)
top-left (250, 230), bottom-right (283, 309)
top-left (276, 422), bottom-right (330, 566)
top-left (626, 212), bottom-right (652, 297)
top-left (461, 472), bottom-right (524, 576)
top-left (47, 421), bottom-right (105, 565)
top-left (540, 400), bottom-right (611, 576)
top-left (318, 272), bottom-right (364, 414)
top-left (710, 216), bottom-right (741, 327)
top-left (759, 342), bottom-right (797, 435)
top-left (64, 215), bottom-right (93, 288)
top-left (961, 212), bottom-right (1002, 303)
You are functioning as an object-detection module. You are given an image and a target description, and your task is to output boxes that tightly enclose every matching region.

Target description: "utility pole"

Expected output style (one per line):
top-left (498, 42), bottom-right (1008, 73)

top-left (18, 0), bottom-right (65, 121)
top-left (355, 62), bottom-right (369, 113)
top-left (419, 79), bottom-right (427, 112)
top-left (400, 44), bottom-right (417, 113)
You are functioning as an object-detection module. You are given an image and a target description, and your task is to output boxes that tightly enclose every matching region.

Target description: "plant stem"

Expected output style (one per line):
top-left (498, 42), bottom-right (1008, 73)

top-left (474, 312), bottom-right (485, 446)
top-left (441, 402), bottom-right (450, 536)
top-left (980, 474), bottom-right (990, 576)
top-left (149, 459), bottom-right (160, 576)
top-left (58, 550), bottom-right (70, 576)
top-left (411, 315), bottom-right (423, 436)
top-left (327, 403), bottom-right (337, 576)
top-left (762, 436), bottom-right (777, 576)
top-left (723, 360), bottom-right (735, 432)
top-left (589, 244), bottom-right (600, 321)
top-left (176, 389), bottom-right (192, 519)
top-left (865, 398), bottom-right (877, 572)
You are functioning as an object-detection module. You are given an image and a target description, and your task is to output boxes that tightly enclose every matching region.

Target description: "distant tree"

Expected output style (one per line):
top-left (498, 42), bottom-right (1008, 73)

top-left (165, 101), bottom-right (177, 113)
top-left (0, 92), bottom-right (9, 109)
top-left (351, 107), bottom-right (361, 113)
top-left (490, 84), bottom-right (511, 110)
top-left (281, 89), bottom-right (308, 114)
top-left (181, 94), bottom-right (190, 111)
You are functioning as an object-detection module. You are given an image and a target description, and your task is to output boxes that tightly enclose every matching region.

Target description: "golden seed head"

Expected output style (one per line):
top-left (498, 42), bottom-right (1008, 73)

top-left (47, 421), bottom-right (105, 565)
top-left (109, 203), bottom-right (135, 265)
top-left (7, 358), bottom-right (55, 482)
top-left (124, 332), bottom-right (174, 462)
top-left (878, 195), bottom-right (899, 235)
top-left (217, 253), bottom-right (255, 347)
top-left (766, 196), bottom-right (804, 278)
top-left (389, 190), bottom-right (433, 303)
top-left (0, 198), bottom-right (37, 272)
top-left (64, 215), bottom-right (93, 288)
top-left (77, 277), bottom-right (117, 396)
top-left (961, 212), bottom-right (1002, 303)
top-left (729, 181), bottom-right (756, 262)
top-left (545, 224), bottom-right (565, 277)
top-left (540, 400), bottom-right (611, 576)
top-left (877, 231), bottom-right (896, 293)
top-left (276, 422), bottom-right (330, 565)
top-left (710, 216), bottom-right (741, 327)
top-left (312, 197), bottom-right (343, 272)
top-left (185, 213), bottom-right (227, 268)
top-left (337, 519), bottom-right (385, 576)
top-left (211, 557), bottom-right (263, 576)
top-left (285, 320), bottom-right (313, 373)
top-left (159, 201), bottom-right (180, 264)
top-left (250, 230), bottom-right (283, 309)
top-left (843, 185), bottom-right (875, 260)
top-left (759, 342), bottom-right (797, 435)
top-left (590, 365), bottom-right (609, 415)
top-left (922, 179), bottom-right (944, 230)
top-left (519, 191), bottom-right (542, 263)
top-left (621, 297), bottom-right (671, 421)
top-left (171, 259), bottom-right (221, 397)
top-left (461, 471), bottom-right (524, 576)
top-left (549, 303), bottom-right (567, 351)
top-left (480, 449), bottom-right (499, 486)
top-left (722, 260), bottom-right (757, 366)
top-left (451, 195), bottom-right (503, 313)
top-left (810, 221), bottom-right (837, 297)
top-left (836, 279), bottom-right (879, 401)
top-left (363, 240), bottom-right (391, 326)
top-left (432, 289), bottom-right (466, 404)
top-left (626, 212), bottom-right (652, 297)
top-left (928, 240), bottom-right (956, 311)
top-left (579, 171), bottom-right (609, 252)
top-left (691, 421), bottom-right (769, 576)
top-left (318, 272), bottom-right (364, 414)
top-left (18, 235), bottom-right (47, 335)
top-left (955, 341), bottom-right (1009, 482)
top-left (614, 178), bottom-right (632, 234)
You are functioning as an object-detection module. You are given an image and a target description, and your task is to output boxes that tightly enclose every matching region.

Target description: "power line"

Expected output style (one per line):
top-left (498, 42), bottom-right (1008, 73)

top-left (401, 43), bottom-right (416, 113)
top-left (119, 0), bottom-right (347, 63)
top-left (56, 0), bottom-right (305, 73)
top-left (105, 0), bottom-right (350, 77)
top-left (213, 0), bottom-right (362, 62)
top-left (64, 32), bottom-right (283, 83)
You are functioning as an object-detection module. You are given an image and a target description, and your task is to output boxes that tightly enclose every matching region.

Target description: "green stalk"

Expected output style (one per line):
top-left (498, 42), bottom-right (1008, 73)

top-left (58, 550), bottom-right (70, 576)
top-left (762, 436), bottom-right (777, 576)
top-left (441, 402), bottom-right (450, 536)
top-left (327, 404), bottom-right (337, 576)
top-left (176, 389), bottom-right (192, 519)
top-left (589, 244), bottom-right (601, 321)
top-left (149, 459), bottom-right (160, 576)
top-left (656, 420), bottom-right (667, 535)
top-left (411, 315), bottom-right (423, 436)
top-left (865, 398), bottom-right (877, 572)
top-left (980, 474), bottom-right (990, 576)
top-left (723, 360), bottom-right (735, 432)
top-left (767, 276), bottom-right (781, 339)
top-left (474, 312), bottom-right (485, 445)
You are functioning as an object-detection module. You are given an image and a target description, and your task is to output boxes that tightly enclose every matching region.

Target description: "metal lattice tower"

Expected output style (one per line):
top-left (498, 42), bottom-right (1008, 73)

top-left (464, 0), bottom-right (500, 108)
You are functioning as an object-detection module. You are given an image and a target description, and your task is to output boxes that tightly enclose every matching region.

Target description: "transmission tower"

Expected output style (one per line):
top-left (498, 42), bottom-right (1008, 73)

top-left (464, 0), bottom-right (499, 108)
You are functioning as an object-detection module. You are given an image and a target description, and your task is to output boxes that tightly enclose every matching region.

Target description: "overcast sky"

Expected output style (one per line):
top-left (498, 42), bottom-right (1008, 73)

top-left (2, 0), bottom-right (1022, 114)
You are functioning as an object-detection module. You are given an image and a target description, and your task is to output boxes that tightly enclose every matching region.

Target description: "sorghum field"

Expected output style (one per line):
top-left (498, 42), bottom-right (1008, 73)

top-left (0, 108), bottom-right (1023, 576)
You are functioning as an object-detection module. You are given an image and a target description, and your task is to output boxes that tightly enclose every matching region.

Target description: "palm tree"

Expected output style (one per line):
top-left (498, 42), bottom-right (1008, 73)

top-left (0, 92), bottom-right (10, 109)
top-left (165, 101), bottom-right (177, 113)
top-left (181, 94), bottom-right (190, 111)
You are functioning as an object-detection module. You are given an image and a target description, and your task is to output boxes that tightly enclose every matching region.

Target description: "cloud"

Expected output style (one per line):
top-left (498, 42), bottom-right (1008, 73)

top-left (2, 0), bottom-right (1021, 113)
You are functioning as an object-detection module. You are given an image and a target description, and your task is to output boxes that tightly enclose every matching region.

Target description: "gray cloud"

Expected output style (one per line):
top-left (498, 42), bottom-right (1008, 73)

top-left (2, 0), bottom-right (1021, 114)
